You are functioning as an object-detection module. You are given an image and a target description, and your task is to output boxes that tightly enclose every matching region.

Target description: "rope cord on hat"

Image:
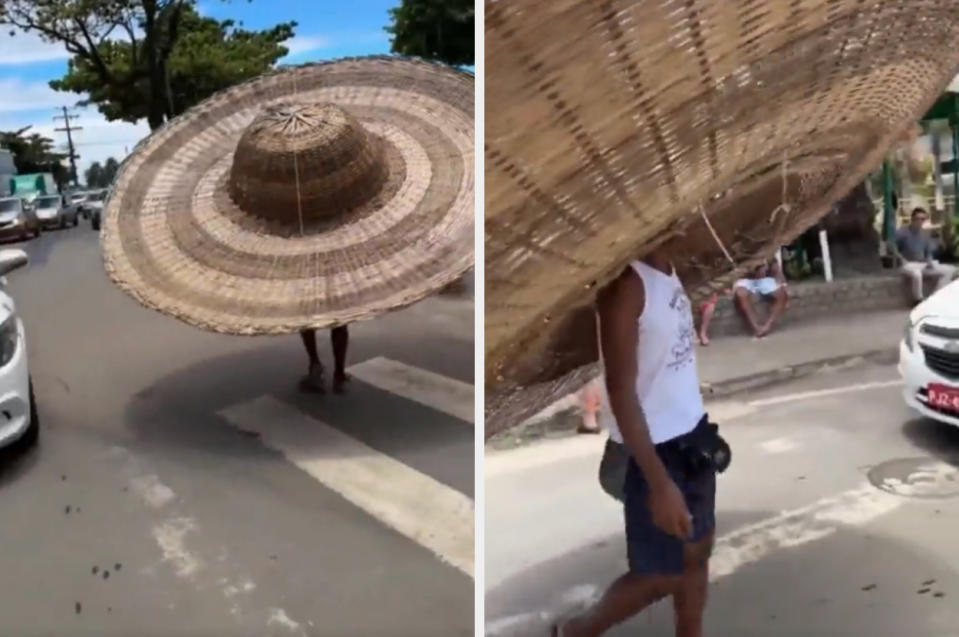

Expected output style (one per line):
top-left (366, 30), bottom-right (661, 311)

top-left (291, 69), bottom-right (306, 236)
top-left (698, 152), bottom-right (791, 271)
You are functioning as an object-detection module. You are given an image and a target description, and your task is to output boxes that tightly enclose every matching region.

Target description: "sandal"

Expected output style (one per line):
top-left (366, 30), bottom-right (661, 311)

top-left (299, 365), bottom-right (326, 394)
top-left (332, 372), bottom-right (351, 395)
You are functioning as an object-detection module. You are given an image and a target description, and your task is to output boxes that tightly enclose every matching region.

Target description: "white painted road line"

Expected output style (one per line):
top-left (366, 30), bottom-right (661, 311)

top-left (348, 357), bottom-right (474, 424)
top-left (219, 396), bottom-right (475, 577)
top-left (485, 483), bottom-right (904, 636)
top-left (747, 379), bottom-right (901, 408)
top-left (709, 483), bottom-right (902, 579)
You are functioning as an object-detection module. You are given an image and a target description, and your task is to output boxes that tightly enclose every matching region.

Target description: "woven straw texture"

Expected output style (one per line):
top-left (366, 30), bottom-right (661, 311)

top-left (103, 56), bottom-right (474, 335)
top-left (486, 0), bottom-right (959, 437)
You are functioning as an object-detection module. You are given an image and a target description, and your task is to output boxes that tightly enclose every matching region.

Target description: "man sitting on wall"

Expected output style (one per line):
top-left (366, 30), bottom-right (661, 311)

top-left (732, 259), bottom-right (788, 338)
top-left (892, 207), bottom-right (956, 304)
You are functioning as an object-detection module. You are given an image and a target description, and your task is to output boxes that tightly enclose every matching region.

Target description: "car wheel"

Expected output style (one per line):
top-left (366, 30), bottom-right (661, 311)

top-left (91, 217), bottom-right (100, 231)
top-left (19, 377), bottom-right (38, 448)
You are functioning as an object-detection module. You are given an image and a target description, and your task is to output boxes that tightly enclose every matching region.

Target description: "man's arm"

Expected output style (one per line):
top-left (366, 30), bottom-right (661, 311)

top-left (597, 267), bottom-right (692, 538)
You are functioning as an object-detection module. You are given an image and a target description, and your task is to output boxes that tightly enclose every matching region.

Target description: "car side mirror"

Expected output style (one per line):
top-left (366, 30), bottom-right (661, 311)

top-left (0, 249), bottom-right (28, 276)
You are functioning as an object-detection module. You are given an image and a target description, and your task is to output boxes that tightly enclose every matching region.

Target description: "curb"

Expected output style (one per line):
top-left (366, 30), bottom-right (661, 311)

top-left (487, 347), bottom-right (899, 450)
top-left (699, 347), bottom-right (899, 398)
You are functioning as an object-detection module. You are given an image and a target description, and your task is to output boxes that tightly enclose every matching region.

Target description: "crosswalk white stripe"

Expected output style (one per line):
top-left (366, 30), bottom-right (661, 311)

top-left (348, 356), bottom-right (474, 424)
top-left (218, 396), bottom-right (475, 577)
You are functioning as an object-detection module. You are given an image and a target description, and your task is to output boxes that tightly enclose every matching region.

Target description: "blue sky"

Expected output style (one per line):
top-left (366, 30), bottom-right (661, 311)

top-left (0, 0), bottom-right (398, 177)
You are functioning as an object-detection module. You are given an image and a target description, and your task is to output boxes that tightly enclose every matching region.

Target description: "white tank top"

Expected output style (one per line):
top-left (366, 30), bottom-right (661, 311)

top-left (598, 261), bottom-right (703, 445)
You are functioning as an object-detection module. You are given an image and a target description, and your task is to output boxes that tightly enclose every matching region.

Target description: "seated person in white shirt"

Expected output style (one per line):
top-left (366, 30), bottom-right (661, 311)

top-left (732, 259), bottom-right (788, 337)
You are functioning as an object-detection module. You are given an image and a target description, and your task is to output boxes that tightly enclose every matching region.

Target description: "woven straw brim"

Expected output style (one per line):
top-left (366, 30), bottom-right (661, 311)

top-left (103, 56), bottom-right (474, 335)
top-left (485, 0), bottom-right (959, 437)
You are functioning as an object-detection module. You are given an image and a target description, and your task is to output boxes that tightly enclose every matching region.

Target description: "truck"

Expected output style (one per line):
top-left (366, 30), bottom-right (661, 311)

top-left (8, 173), bottom-right (58, 201)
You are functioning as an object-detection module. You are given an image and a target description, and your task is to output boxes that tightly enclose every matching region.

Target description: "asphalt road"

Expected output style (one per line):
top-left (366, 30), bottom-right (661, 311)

top-left (486, 360), bottom-right (959, 636)
top-left (0, 227), bottom-right (475, 637)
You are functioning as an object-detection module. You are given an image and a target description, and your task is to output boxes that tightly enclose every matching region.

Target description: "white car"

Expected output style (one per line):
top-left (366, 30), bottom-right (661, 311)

top-left (84, 189), bottom-right (108, 231)
top-left (900, 279), bottom-right (959, 426)
top-left (0, 249), bottom-right (36, 448)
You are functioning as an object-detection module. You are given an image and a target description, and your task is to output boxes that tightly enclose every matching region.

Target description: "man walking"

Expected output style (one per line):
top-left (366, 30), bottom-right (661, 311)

top-left (556, 246), bottom-right (724, 637)
top-left (893, 207), bottom-right (956, 304)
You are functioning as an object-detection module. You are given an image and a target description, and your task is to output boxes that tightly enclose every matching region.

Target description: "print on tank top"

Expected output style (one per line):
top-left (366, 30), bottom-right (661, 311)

top-left (667, 285), bottom-right (695, 370)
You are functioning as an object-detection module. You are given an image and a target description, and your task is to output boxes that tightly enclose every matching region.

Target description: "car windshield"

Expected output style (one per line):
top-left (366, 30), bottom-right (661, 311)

top-left (0, 199), bottom-right (20, 213)
top-left (90, 191), bottom-right (107, 202)
top-left (35, 196), bottom-right (59, 209)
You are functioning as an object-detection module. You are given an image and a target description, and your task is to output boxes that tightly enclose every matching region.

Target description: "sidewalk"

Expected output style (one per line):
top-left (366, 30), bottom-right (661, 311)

top-left (698, 308), bottom-right (906, 395)
top-left (489, 309), bottom-right (907, 447)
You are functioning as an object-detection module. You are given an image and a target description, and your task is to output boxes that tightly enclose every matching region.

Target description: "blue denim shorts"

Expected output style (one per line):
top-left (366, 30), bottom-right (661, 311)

top-left (623, 421), bottom-right (717, 575)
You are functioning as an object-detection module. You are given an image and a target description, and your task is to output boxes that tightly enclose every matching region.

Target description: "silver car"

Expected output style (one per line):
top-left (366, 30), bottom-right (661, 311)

top-left (33, 194), bottom-right (77, 229)
top-left (0, 198), bottom-right (41, 241)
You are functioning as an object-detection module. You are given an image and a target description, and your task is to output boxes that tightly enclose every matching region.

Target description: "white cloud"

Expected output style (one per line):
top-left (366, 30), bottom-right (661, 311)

top-left (0, 105), bottom-right (150, 177)
top-left (0, 78), bottom-right (66, 113)
top-left (0, 29), bottom-right (69, 65)
top-left (283, 34), bottom-right (331, 56)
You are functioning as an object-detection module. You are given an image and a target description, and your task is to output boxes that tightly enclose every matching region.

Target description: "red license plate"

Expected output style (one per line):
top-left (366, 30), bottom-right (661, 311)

top-left (928, 384), bottom-right (959, 412)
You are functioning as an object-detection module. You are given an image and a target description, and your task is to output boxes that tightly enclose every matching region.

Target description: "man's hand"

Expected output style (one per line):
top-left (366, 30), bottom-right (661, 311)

top-left (648, 478), bottom-right (693, 539)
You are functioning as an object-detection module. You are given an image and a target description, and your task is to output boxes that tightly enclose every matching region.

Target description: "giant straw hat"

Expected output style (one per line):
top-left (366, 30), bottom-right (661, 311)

top-left (485, 0), bottom-right (959, 437)
top-left (103, 56), bottom-right (473, 335)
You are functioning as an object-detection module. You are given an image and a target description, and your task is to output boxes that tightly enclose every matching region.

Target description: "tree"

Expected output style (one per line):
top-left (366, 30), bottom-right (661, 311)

top-left (0, 127), bottom-right (69, 187)
top-left (48, 5), bottom-right (295, 125)
top-left (102, 157), bottom-right (120, 184)
top-left (0, 0), bottom-right (191, 130)
top-left (386, 0), bottom-right (473, 67)
top-left (85, 161), bottom-right (104, 188)
top-left (84, 158), bottom-right (119, 188)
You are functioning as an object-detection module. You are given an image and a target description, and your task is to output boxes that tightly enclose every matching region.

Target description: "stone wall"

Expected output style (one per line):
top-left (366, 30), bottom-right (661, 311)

top-left (706, 274), bottom-right (931, 337)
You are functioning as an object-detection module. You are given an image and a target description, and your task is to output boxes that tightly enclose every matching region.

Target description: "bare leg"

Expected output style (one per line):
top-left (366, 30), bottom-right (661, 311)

top-left (759, 288), bottom-right (788, 336)
top-left (673, 534), bottom-right (714, 637)
top-left (733, 287), bottom-right (762, 337)
top-left (578, 381), bottom-right (602, 434)
top-left (556, 573), bottom-right (678, 637)
top-left (300, 329), bottom-right (320, 367)
top-left (299, 329), bottom-right (325, 393)
top-left (331, 325), bottom-right (350, 394)
top-left (698, 302), bottom-right (716, 346)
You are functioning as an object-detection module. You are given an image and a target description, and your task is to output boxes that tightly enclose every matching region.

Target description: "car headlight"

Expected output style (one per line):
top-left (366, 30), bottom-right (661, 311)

top-left (0, 314), bottom-right (18, 366)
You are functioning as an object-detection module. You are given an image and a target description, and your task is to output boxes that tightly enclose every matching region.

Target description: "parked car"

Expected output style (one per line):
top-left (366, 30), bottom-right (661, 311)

top-left (0, 197), bottom-right (41, 241)
top-left (64, 191), bottom-right (88, 219)
top-left (900, 279), bottom-right (959, 427)
top-left (86, 189), bottom-right (108, 231)
top-left (0, 248), bottom-right (37, 448)
top-left (32, 194), bottom-right (76, 229)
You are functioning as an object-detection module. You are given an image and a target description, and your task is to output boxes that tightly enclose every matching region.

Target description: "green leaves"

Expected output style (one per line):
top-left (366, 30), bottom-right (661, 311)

top-left (0, 128), bottom-right (69, 187)
top-left (386, 0), bottom-right (473, 67)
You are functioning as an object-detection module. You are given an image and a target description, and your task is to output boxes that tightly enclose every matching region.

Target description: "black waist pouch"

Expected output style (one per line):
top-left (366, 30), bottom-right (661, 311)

top-left (660, 415), bottom-right (732, 475)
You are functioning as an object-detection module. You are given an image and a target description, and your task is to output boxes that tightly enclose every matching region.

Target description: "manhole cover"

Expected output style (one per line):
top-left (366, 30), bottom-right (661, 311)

top-left (868, 457), bottom-right (959, 499)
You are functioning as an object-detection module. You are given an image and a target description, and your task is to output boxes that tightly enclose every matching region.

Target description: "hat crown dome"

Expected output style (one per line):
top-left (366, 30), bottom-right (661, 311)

top-left (228, 103), bottom-right (387, 226)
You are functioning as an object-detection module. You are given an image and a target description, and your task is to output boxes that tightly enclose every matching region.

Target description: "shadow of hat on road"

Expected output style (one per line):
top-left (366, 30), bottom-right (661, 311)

top-left (122, 323), bottom-right (472, 463)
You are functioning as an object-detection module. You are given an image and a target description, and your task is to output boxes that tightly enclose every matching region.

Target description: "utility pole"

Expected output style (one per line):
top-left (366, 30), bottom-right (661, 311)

top-left (54, 106), bottom-right (82, 188)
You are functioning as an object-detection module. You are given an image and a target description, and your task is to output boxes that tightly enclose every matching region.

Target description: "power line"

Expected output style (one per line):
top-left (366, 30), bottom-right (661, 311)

top-left (53, 106), bottom-right (83, 187)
